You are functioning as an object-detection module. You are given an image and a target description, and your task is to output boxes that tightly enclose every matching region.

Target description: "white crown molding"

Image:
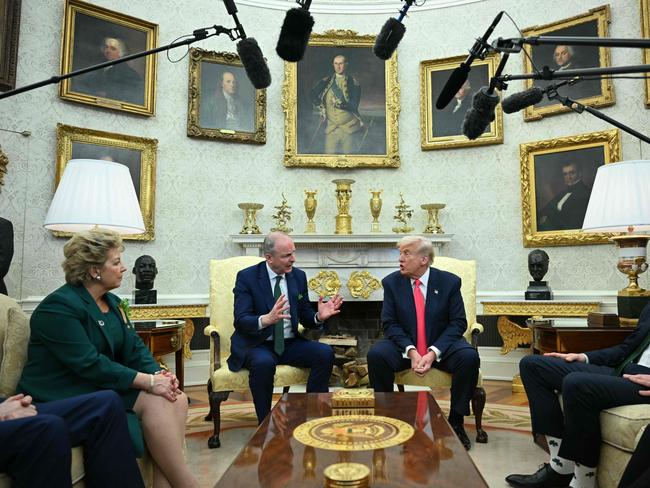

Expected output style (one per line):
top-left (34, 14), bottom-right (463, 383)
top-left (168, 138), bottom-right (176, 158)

top-left (236, 0), bottom-right (484, 14)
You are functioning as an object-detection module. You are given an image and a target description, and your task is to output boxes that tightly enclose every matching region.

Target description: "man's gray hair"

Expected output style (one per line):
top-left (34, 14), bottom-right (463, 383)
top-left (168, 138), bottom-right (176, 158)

top-left (398, 235), bottom-right (434, 264)
top-left (262, 231), bottom-right (288, 256)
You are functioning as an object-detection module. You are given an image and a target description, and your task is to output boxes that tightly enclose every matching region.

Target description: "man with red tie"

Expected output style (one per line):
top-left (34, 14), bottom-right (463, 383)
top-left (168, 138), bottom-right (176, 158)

top-left (367, 235), bottom-right (479, 450)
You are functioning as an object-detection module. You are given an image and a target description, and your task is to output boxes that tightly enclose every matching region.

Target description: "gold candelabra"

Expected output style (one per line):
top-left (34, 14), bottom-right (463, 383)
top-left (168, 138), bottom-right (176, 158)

top-left (392, 193), bottom-right (414, 233)
top-left (271, 193), bottom-right (292, 233)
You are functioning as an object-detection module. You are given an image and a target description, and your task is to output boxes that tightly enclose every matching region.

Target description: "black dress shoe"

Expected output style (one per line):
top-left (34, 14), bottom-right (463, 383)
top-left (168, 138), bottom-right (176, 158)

top-left (505, 463), bottom-right (573, 488)
top-left (451, 423), bottom-right (471, 450)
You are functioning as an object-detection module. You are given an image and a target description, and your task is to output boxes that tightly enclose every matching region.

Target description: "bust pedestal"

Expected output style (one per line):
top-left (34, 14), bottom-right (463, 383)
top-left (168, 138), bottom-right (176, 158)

top-left (134, 289), bottom-right (157, 304)
top-left (525, 281), bottom-right (552, 300)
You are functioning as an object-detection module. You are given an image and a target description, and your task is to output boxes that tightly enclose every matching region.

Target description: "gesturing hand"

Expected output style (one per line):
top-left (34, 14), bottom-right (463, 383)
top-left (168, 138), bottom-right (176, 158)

top-left (623, 374), bottom-right (650, 396)
top-left (544, 352), bottom-right (587, 363)
top-left (261, 295), bottom-right (290, 327)
top-left (317, 294), bottom-right (343, 321)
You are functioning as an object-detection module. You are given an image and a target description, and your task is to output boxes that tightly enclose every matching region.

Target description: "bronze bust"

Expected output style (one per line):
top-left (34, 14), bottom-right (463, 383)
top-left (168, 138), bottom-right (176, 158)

top-left (132, 255), bottom-right (157, 304)
top-left (525, 249), bottom-right (552, 300)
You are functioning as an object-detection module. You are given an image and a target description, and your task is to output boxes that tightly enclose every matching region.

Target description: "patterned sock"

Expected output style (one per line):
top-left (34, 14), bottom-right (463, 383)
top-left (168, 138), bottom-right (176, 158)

top-left (569, 462), bottom-right (597, 488)
top-left (545, 435), bottom-right (575, 475)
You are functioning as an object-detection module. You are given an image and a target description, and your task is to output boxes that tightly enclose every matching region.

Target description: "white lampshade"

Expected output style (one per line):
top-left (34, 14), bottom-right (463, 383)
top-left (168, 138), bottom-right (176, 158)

top-left (582, 160), bottom-right (650, 233)
top-left (44, 159), bottom-right (145, 234)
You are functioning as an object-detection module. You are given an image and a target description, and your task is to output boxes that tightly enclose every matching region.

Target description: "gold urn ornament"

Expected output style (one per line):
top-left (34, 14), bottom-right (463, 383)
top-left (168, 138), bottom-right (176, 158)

top-left (237, 203), bottom-right (263, 234)
top-left (369, 189), bottom-right (383, 233)
top-left (421, 203), bottom-right (445, 234)
top-left (304, 190), bottom-right (318, 233)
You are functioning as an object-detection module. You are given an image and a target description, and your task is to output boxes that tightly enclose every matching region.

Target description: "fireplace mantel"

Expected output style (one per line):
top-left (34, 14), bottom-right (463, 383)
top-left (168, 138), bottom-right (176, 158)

top-left (230, 234), bottom-right (453, 301)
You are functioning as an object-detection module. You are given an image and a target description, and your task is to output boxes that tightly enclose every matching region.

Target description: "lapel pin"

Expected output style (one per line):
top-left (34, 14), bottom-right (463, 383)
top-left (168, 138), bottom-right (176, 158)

top-left (98, 320), bottom-right (105, 327)
top-left (434, 289), bottom-right (439, 294)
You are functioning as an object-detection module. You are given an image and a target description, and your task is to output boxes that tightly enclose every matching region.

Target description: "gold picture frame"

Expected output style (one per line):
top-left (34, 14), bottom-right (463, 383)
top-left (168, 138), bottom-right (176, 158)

top-left (55, 123), bottom-right (157, 241)
top-left (641, 0), bottom-right (650, 107)
top-left (521, 5), bottom-right (614, 121)
top-left (0, 0), bottom-right (21, 91)
top-left (520, 129), bottom-right (621, 247)
top-left (59, 0), bottom-right (158, 116)
top-left (187, 48), bottom-right (266, 144)
top-left (420, 53), bottom-right (504, 150)
top-left (0, 148), bottom-right (8, 189)
top-left (282, 29), bottom-right (400, 168)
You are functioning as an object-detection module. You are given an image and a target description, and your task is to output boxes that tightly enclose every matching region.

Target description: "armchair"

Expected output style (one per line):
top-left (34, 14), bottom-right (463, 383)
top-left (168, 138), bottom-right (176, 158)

top-left (204, 256), bottom-right (310, 448)
top-left (393, 256), bottom-right (488, 443)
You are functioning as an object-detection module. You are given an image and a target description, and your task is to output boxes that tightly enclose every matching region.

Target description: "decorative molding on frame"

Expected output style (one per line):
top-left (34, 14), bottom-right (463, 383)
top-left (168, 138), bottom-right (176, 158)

top-left (235, 0), bottom-right (483, 14)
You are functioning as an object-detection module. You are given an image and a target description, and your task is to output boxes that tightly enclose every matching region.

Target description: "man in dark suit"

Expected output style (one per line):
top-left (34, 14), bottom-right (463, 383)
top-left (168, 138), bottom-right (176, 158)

top-left (538, 162), bottom-right (592, 231)
top-left (200, 71), bottom-right (254, 132)
top-left (0, 217), bottom-right (13, 295)
top-left (0, 390), bottom-right (143, 487)
top-left (367, 235), bottom-right (480, 450)
top-left (505, 304), bottom-right (650, 488)
top-left (228, 231), bottom-right (343, 423)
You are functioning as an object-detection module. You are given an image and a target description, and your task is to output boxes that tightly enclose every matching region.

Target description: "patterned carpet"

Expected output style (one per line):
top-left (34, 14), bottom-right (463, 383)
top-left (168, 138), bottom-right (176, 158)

top-left (186, 397), bottom-right (532, 435)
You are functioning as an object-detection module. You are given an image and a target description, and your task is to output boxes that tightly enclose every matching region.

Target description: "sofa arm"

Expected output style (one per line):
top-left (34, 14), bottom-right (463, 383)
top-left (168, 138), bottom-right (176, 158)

top-left (464, 322), bottom-right (484, 348)
top-left (203, 324), bottom-right (222, 372)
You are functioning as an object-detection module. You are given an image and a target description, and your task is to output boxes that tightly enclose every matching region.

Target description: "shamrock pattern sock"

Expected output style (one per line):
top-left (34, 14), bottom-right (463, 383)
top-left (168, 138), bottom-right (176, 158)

top-left (545, 435), bottom-right (575, 475)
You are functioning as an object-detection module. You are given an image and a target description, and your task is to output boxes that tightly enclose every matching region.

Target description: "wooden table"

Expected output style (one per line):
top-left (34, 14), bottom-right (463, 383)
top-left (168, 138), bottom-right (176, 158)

top-left (531, 325), bottom-right (634, 354)
top-left (215, 392), bottom-right (488, 488)
top-left (134, 320), bottom-right (185, 389)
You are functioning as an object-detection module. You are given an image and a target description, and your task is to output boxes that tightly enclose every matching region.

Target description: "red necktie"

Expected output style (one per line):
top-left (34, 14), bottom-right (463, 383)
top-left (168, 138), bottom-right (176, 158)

top-left (416, 391), bottom-right (428, 430)
top-left (413, 279), bottom-right (426, 356)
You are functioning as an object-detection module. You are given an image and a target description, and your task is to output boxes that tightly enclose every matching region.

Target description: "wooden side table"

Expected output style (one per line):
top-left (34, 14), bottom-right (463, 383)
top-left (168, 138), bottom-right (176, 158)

top-left (130, 303), bottom-right (208, 360)
top-left (134, 320), bottom-right (185, 389)
top-left (531, 325), bottom-right (634, 354)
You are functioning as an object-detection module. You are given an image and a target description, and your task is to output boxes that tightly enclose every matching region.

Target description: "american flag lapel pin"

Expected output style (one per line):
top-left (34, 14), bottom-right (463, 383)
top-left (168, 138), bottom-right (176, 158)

top-left (434, 289), bottom-right (439, 294)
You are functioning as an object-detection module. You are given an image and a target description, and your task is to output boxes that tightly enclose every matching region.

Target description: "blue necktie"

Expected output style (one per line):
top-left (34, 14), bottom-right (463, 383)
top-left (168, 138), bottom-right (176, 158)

top-left (273, 276), bottom-right (285, 355)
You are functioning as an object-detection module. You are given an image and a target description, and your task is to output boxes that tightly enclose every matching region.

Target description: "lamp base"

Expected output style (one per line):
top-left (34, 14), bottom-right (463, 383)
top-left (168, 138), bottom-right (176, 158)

top-left (617, 292), bottom-right (650, 327)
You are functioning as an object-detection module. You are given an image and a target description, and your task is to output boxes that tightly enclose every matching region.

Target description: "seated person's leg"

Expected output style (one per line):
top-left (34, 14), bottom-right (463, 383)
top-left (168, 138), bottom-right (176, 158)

top-left (434, 346), bottom-right (479, 419)
top-left (367, 339), bottom-right (409, 392)
top-left (244, 344), bottom-right (279, 423)
top-left (280, 339), bottom-right (334, 392)
top-left (38, 391), bottom-right (144, 488)
top-left (0, 414), bottom-right (71, 486)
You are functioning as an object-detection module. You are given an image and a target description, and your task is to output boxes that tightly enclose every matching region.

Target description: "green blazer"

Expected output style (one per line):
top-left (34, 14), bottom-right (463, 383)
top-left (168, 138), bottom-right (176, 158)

top-left (18, 283), bottom-right (159, 456)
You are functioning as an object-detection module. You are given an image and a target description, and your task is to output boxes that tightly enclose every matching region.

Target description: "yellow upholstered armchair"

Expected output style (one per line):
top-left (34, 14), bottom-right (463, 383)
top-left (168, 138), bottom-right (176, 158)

top-left (393, 256), bottom-right (488, 443)
top-left (204, 256), bottom-right (310, 448)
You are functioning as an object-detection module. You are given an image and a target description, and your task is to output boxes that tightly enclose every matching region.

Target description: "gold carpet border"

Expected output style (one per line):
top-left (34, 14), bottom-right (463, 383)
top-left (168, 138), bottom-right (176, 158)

top-left (293, 415), bottom-right (414, 451)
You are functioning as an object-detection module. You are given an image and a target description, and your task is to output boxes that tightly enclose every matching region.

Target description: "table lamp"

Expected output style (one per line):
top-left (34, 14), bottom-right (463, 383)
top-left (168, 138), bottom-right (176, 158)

top-left (44, 159), bottom-right (145, 235)
top-left (582, 160), bottom-right (650, 326)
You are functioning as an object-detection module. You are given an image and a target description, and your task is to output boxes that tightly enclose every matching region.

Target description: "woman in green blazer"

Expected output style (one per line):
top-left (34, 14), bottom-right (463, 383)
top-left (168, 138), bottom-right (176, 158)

top-left (18, 229), bottom-right (198, 488)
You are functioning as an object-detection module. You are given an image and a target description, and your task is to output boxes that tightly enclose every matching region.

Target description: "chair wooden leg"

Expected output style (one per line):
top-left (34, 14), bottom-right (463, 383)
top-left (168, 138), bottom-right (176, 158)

top-left (207, 390), bottom-right (231, 448)
top-left (283, 386), bottom-right (290, 394)
top-left (204, 380), bottom-right (213, 421)
top-left (396, 384), bottom-right (405, 392)
top-left (471, 386), bottom-right (488, 443)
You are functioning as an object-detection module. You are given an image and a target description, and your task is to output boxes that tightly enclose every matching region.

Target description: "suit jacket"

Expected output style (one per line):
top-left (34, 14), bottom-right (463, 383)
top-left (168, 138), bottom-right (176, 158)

top-left (73, 62), bottom-right (144, 105)
top-left (0, 218), bottom-right (13, 295)
top-left (586, 303), bottom-right (650, 368)
top-left (310, 74), bottom-right (361, 117)
top-left (539, 180), bottom-right (591, 231)
top-left (228, 262), bottom-right (320, 372)
top-left (433, 98), bottom-right (472, 138)
top-left (17, 283), bottom-right (159, 456)
top-left (381, 267), bottom-right (472, 358)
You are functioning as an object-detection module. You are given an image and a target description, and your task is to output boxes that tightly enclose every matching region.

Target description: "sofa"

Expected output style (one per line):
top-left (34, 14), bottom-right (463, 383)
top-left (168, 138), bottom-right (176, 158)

top-left (0, 294), bottom-right (153, 487)
top-left (598, 405), bottom-right (650, 488)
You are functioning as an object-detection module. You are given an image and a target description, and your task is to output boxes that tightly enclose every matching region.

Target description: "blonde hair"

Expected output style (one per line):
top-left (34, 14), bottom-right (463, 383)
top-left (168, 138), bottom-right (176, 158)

top-left (398, 236), bottom-right (434, 264)
top-left (62, 228), bottom-right (123, 285)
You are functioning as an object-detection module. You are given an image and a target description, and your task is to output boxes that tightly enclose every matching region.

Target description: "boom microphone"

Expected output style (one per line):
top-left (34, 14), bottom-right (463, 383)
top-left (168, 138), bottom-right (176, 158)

top-left (501, 86), bottom-right (544, 113)
top-left (276, 0), bottom-right (314, 62)
top-left (223, 0), bottom-right (272, 89)
top-left (373, 0), bottom-right (416, 60)
top-left (461, 87), bottom-right (500, 139)
top-left (436, 11), bottom-right (504, 109)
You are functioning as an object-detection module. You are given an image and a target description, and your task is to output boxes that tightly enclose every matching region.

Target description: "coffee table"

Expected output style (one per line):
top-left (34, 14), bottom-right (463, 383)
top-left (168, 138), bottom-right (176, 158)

top-left (215, 391), bottom-right (488, 487)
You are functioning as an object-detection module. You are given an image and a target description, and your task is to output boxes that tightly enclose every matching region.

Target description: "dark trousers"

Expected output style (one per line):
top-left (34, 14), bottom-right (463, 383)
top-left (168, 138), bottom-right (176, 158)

top-left (367, 339), bottom-right (480, 417)
top-left (244, 338), bottom-right (334, 423)
top-left (619, 424), bottom-right (650, 488)
top-left (0, 390), bottom-right (144, 488)
top-left (520, 355), bottom-right (650, 467)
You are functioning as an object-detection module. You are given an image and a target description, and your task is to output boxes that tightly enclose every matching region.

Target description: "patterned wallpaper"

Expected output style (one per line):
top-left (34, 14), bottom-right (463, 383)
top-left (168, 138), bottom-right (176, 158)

top-left (0, 0), bottom-right (647, 301)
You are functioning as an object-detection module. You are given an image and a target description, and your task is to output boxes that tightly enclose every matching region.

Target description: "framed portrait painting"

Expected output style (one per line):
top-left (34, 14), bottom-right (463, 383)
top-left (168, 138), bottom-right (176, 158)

top-left (187, 48), bottom-right (266, 144)
top-left (521, 5), bottom-right (614, 121)
top-left (520, 129), bottom-right (620, 247)
top-left (641, 0), bottom-right (650, 107)
top-left (0, 0), bottom-right (21, 92)
top-left (59, 0), bottom-right (158, 116)
top-left (283, 29), bottom-right (400, 168)
top-left (55, 123), bottom-right (157, 241)
top-left (420, 53), bottom-right (503, 150)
